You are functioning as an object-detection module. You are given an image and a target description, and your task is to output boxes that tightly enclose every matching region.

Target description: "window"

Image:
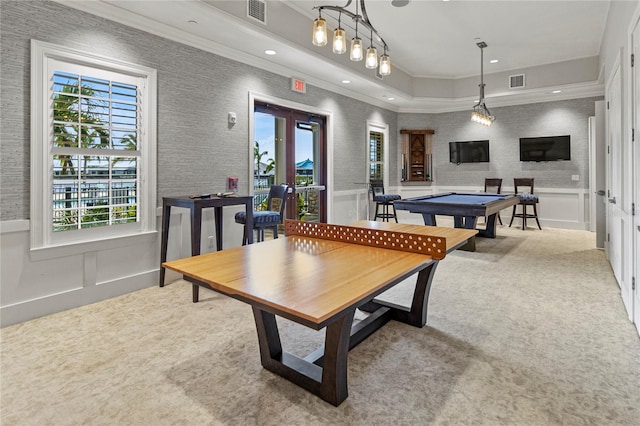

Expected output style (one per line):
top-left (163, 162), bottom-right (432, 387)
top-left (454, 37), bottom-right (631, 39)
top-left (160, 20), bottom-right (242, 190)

top-left (366, 121), bottom-right (389, 187)
top-left (31, 41), bottom-right (157, 252)
top-left (369, 131), bottom-right (384, 180)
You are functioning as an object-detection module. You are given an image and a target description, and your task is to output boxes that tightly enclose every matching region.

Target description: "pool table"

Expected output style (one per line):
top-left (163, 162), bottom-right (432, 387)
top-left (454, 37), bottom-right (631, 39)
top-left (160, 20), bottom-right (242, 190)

top-left (394, 193), bottom-right (520, 251)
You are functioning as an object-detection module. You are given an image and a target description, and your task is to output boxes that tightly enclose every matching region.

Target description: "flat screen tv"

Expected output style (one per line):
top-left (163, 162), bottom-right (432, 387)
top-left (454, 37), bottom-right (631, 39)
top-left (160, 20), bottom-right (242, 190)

top-left (520, 135), bottom-right (571, 162)
top-left (449, 140), bottom-right (490, 164)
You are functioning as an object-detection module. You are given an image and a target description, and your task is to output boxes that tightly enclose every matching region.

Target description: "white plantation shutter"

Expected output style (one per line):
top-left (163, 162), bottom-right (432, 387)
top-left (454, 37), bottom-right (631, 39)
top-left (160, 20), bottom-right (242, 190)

top-left (369, 131), bottom-right (384, 180)
top-left (50, 66), bottom-right (142, 233)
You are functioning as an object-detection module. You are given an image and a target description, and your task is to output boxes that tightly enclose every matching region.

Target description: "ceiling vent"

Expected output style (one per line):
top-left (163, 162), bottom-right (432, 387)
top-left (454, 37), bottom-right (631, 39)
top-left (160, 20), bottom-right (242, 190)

top-left (247, 0), bottom-right (266, 24)
top-left (509, 74), bottom-right (525, 89)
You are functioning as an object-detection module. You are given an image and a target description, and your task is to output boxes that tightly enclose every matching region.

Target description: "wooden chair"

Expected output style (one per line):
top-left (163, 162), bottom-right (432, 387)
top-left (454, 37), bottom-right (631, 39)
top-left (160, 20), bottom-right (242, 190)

top-left (235, 184), bottom-right (289, 244)
top-left (484, 178), bottom-right (503, 225)
top-left (370, 180), bottom-right (401, 222)
top-left (509, 178), bottom-right (542, 230)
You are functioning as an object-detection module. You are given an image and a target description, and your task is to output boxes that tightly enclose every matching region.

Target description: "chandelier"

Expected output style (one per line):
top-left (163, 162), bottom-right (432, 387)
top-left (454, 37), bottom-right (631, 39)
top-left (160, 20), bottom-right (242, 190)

top-left (312, 0), bottom-right (391, 76)
top-left (471, 41), bottom-right (495, 126)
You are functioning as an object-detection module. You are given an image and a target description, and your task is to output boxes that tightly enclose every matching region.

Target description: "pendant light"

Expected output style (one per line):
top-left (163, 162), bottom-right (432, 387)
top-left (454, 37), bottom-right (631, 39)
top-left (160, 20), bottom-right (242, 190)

top-left (471, 41), bottom-right (495, 126)
top-left (311, 0), bottom-right (391, 76)
top-left (350, 1), bottom-right (363, 61)
top-left (379, 46), bottom-right (391, 76)
top-left (332, 13), bottom-right (346, 54)
top-left (365, 28), bottom-right (378, 69)
top-left (312, 12), bottom-right (328, 46)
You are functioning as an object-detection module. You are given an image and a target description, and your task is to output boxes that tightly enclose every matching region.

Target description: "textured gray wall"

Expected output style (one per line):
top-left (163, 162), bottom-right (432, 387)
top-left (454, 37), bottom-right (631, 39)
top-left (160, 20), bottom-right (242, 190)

top-left (0, 0), bottom-right (396, 221)
top-left (398, 97), bottom-right (601, 189)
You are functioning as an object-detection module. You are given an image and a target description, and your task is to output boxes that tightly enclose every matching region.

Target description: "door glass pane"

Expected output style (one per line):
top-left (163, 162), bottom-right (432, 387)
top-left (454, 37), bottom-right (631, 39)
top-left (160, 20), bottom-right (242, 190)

top-left (295, 120), bottom-right (321, 222)
top-left (254, 111), bottom-right (285, 211)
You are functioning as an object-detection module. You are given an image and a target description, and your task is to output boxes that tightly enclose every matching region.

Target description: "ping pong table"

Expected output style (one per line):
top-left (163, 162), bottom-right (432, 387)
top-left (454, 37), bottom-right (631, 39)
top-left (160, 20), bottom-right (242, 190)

top-left (162, 220), bottom-right (476, 406)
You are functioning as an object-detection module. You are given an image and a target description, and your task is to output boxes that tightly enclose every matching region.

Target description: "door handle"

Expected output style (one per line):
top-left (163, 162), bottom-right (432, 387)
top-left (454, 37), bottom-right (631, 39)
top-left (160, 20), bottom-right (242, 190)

top-left (608, 197), bottom-right (616, 204)
top-left (596, 190), bottom-right (605, 196)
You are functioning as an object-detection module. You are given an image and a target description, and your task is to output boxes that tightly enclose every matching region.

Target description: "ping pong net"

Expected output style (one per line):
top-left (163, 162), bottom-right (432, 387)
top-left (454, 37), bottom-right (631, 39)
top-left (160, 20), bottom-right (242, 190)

top-left (284, 220), bottom-right (446, 260)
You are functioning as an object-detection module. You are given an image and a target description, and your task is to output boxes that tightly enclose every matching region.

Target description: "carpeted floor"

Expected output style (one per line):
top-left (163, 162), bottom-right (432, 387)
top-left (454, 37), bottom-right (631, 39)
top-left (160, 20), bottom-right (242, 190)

top-left (1, 224), bottom-right (639, 425)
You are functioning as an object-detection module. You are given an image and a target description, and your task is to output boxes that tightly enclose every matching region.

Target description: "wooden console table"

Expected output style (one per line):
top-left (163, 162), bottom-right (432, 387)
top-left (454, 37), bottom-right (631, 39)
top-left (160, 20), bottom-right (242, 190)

top-left (159, 194), bottom-right (253, 291)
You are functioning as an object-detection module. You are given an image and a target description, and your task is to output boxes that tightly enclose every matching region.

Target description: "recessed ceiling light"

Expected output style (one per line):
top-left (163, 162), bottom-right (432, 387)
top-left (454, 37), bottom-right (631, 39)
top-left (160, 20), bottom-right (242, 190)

top-left (552, 90), bottom-right (562, 94)
top-left (490, 59), bottom-right (498, 64)
top-left (342, 80), bottom-right (351, 84)
top-left (387, 97), bottom-right (395, 101)
top-left (264, 50), bottom-right (277, 55)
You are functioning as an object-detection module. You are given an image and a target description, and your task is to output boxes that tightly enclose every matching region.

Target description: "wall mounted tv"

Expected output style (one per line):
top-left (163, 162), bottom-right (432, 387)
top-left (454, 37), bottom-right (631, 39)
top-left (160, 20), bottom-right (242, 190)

top-left (519, 135), bottom-right (571, 162)
top-left (449, 140), bottom-right (490, 164)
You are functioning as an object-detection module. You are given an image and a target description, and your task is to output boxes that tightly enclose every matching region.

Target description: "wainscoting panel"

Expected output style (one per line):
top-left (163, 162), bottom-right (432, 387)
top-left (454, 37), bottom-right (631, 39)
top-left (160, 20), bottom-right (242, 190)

top-left (0, 205), bottom-right (248, 327)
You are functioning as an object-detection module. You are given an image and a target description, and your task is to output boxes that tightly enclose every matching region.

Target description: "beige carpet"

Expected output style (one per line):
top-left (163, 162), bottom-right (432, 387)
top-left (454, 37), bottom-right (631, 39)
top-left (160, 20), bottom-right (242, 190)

top-left (1, 224), bottom-right (639, 425)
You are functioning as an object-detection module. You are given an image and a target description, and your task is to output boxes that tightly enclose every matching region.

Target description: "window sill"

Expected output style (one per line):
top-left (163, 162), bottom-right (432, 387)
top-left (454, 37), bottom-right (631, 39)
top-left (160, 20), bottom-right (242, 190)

top-left (29, 230), bottom-right (158, 262)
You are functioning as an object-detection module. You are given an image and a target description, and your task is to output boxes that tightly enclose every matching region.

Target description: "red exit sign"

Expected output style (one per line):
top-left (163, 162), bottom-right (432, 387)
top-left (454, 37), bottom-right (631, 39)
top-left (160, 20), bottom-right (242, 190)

top-left (291, 78), bottom-right (306, 93)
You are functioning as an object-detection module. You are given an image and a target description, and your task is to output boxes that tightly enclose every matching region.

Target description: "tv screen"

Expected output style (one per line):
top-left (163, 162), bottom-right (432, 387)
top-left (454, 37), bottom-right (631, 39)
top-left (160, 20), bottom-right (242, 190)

top-left (449, 140), bottom-right (490, 164)
top-left (520, 135), bottom-right (571, 161)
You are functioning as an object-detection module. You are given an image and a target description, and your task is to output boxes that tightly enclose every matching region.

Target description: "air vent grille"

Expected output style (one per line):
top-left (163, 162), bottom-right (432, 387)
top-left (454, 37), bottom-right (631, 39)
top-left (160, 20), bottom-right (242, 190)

top-left (509, 74), bottom-right (525, 89)
top-left (247, 0), bottom-right (266, 24)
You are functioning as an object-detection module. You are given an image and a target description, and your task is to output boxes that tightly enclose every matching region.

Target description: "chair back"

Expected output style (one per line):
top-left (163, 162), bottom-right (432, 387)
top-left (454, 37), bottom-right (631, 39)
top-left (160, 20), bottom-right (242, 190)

top-left (514, 178), bottom-right (535, 195)
top-left (266, 184), bottom-right (288, 222)
top-left (370, 180), bottom-right (385, 199)
top-left (484, 178), bottom-right (502, 194)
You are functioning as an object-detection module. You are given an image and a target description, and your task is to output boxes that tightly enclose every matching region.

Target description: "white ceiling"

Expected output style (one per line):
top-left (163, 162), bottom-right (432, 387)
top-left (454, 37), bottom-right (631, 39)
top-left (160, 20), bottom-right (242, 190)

top-left (60, 0), bottom-right (611, 111)
top-left (286, 0), bottom-right (610, 78)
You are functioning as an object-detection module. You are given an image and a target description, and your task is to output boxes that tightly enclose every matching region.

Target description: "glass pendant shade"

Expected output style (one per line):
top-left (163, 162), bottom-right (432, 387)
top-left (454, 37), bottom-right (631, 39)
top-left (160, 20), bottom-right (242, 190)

top-left (471, 106), bottom-right (494, 126)
top-left (379, 54), bottom-right (391, 76)
top-left (365, 46), bottom-right (378, 69)
top-left (350, 38), bottom-right (363, 61)
top-left (312, 17), bottom-right (328, 46)
top-left (333, 28), bottom-right (346, 54)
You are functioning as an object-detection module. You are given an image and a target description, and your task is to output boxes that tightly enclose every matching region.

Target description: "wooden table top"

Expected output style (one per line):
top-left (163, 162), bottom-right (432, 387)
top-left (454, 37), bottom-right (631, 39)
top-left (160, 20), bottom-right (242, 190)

top-left (163, 222), bottom-right (476, 329)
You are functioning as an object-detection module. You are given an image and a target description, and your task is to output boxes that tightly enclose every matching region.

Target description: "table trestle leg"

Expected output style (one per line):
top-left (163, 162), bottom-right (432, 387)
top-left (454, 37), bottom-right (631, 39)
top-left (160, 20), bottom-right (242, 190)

top-left (358, 262), bottom-right (439, 328)
top-left (252, 306), bottom-right (355, 406)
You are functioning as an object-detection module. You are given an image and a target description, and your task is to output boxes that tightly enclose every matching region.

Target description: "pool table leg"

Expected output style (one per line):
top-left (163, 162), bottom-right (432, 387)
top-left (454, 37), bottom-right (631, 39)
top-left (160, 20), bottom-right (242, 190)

top-left (478, 214), bottom-right (498, 238)
top-left (421, 213), bottom-right (437, 226)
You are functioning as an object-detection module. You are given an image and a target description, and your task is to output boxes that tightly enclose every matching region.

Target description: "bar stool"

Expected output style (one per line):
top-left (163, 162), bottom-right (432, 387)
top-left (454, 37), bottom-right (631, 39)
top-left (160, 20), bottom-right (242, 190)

top-left (509, 178), bottom-right (542, 230)
top-left (370, 180), bottom-right (401, 222)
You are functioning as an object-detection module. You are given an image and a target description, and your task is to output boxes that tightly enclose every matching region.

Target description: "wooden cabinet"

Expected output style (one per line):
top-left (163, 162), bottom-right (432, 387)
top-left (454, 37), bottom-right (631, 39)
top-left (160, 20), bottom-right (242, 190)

top-left (401, 129), bottom-right (434, 182)
top-left (409, 133), bottom-right (427, 181)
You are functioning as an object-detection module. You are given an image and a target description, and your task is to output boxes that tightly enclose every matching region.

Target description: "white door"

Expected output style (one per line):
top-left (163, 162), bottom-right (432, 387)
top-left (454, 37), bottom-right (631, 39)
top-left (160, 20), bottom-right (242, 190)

top-left (606, 60), bottom-right (625, 291)
top-left (632, 17), bottom-right (640, 336)
top-left (589, 102), bottom-right (607, 248)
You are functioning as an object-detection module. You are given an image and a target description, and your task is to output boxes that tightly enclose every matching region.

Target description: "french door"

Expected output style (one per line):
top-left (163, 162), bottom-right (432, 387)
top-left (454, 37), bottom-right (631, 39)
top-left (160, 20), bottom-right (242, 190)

top-left (254, 101), bottom-right (327, 223)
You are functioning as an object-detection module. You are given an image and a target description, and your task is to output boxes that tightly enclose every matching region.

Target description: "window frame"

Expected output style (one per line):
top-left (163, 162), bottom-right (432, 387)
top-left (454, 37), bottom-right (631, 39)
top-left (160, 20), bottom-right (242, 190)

top-left (30, 40), bottom-right (157, 258)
